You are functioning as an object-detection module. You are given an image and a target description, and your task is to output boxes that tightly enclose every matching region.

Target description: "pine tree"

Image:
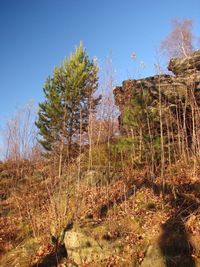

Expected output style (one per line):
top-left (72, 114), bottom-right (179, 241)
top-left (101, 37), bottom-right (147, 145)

top-left (36, 42), bottom-right (100, 170)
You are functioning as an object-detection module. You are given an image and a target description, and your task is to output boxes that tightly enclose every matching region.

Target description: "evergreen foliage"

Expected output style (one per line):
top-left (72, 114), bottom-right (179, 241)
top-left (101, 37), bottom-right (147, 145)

top-left (36, 42), bottom-right (100, 154)
top-left (119, 90), bottom-right (162, 166)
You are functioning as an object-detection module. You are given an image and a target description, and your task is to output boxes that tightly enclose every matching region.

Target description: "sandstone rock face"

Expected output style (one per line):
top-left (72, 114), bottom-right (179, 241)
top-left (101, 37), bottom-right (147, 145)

top-left (168, 50), bottom-right (200, 76)
top-left (64, 229), bottom-right (120, 265)
top-left (141, 242), bottom-right (200, 267)
top-left (141, 244), bottom-right (165, 267)
top-left (114, 50), bottom-right (200, 119)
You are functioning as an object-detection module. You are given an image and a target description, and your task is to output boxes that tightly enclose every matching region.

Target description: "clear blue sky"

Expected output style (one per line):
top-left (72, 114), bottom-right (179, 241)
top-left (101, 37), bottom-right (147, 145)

top-left (0, 0), bottom-right (200, 127)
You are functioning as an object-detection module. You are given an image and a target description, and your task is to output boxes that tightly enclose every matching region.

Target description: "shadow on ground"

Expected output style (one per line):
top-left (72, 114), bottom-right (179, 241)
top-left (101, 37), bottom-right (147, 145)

top-left (98, 176), bottom-right (199, 266)
top-left (159, 216), bottom-right (195, 267)
top-left (31, 244), bottom-right (67, 267)
top-left (155, 181), bottom-right (199, 267)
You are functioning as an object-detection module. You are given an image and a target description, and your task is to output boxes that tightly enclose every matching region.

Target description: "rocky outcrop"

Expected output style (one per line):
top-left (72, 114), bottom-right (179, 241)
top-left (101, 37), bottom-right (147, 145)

top-left (114, 50), bottom-right (200, 118)
top-left (64, 229), bottom-right (120, 265)
top-left (141, 244), bottom-right (166, 267)
top-left (168, 50), bottom-right (200, 76)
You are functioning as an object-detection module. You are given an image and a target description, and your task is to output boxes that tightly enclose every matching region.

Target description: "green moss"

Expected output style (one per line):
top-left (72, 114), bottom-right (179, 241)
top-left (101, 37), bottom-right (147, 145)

top-left (0, 237), bottom-right (40, 267)
top-left (91, 225), bottom-right (109, 240)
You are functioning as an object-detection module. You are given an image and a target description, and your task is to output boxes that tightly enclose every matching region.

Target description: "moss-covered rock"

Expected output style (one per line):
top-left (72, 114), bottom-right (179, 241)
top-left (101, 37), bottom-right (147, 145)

top-left (141, 244), bottom-right (165, 267)
top-left (64, 229), bottom-right (120, 264)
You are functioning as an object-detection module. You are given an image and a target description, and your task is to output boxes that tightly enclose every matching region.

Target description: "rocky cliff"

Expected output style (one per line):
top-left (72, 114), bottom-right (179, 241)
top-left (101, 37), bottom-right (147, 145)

top-left (114, 50), bottom-right (200, 118)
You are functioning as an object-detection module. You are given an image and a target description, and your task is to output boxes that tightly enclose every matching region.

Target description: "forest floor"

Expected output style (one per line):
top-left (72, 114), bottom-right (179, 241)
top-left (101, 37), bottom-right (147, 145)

top-left (0, 159), bottom-right (200, 266)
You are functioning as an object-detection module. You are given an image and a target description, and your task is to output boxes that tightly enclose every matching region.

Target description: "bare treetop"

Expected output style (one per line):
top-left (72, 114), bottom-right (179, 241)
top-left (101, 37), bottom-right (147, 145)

top-left (160, 18), bottom-right (194, 59)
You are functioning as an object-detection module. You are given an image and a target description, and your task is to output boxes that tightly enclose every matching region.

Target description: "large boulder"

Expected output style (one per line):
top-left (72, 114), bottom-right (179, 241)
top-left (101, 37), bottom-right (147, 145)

top-left (141, 244), bottom-right (165, 267)
top-left (113, 50), bottom-right (200, 150)
top-left (141, 242), bottom-right (200, 267)
top-left (64, 229), bottom-right (120, 265)
top-left (168, 50), bottom-right (200, 76)
top-left (114, 50), bottom-right (200, 116)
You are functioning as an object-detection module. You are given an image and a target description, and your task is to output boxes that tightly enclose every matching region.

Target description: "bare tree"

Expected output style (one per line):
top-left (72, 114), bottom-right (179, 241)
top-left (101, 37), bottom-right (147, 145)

top-left (3, 102), bottom-right (37, 161)
top-left (160, 18), bottom-right (194, 59)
